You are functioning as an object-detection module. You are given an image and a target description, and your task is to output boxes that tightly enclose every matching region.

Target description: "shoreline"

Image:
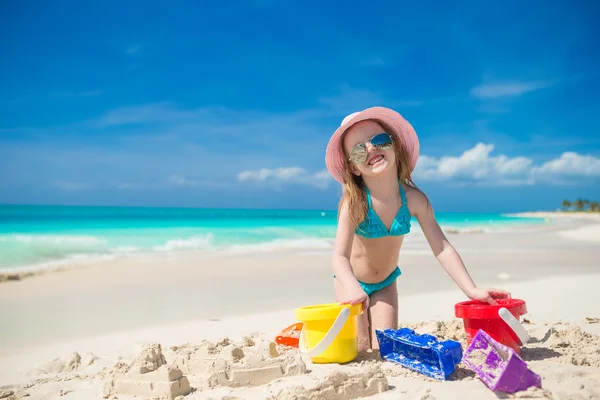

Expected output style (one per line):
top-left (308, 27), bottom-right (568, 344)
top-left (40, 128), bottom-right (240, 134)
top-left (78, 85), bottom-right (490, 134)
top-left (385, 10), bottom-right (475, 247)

top-left (1, 217), bottom-right (595, 284)
top-left (0, 217), bottom-right (560, 282)
top-left (3, 221), bottom-right (600, 352)
top-left (509, 211), bottom-right (600, 220)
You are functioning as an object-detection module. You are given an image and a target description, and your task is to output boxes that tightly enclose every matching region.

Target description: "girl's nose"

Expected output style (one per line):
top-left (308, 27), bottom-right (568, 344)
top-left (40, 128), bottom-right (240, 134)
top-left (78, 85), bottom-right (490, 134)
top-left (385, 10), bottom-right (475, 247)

top-left (365, 142), bottom-right (376, 152)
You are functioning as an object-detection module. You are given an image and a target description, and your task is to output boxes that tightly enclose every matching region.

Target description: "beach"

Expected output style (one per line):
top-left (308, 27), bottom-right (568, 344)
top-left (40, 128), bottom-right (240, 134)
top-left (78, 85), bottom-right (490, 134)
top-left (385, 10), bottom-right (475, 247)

top-left (1, 212), bottom-right (600, 399)
top-left (3, 0), bottom-right (599, 398)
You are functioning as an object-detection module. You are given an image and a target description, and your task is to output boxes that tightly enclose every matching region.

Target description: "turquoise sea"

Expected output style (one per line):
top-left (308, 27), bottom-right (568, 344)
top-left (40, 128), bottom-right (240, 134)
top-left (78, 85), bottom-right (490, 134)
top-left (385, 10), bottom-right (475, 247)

top-left (0, 205), bottom-right (545, 270)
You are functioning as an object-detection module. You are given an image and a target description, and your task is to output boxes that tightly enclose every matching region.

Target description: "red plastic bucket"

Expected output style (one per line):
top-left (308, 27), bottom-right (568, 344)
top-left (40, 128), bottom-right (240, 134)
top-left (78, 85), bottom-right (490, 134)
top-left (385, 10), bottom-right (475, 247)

top-left (455, 299), bottom-right (527, 353)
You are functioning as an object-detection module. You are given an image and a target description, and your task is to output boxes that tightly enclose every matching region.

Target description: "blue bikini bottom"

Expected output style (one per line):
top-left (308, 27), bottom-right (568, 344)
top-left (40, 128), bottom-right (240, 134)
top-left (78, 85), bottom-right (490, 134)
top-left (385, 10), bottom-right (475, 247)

top-left (334, 266), bottom-right (402, 297)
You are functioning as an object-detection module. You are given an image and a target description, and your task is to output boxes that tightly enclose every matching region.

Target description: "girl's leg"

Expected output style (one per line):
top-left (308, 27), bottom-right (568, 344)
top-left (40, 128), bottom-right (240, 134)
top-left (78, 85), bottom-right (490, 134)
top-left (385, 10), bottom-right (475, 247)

top-left (334, 278), bottom-right (371, 351)
top-left (367, 281), bottom-right (398, 349)
top-left (357, 309), bottom-right (371, 351)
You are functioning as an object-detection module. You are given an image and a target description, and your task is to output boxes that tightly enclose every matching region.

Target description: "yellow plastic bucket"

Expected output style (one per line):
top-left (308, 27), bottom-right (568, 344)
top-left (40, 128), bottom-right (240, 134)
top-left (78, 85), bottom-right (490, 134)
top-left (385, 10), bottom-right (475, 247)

top-left (295, 302), bottom-right (363, 364)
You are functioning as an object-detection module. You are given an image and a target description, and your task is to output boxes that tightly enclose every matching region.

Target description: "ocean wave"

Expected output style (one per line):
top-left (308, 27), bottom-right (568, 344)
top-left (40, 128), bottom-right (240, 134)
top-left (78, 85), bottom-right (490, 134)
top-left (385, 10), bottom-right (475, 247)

top-left (246, 227), bottom-right (303, 235)
top-left (0, 234), bottom-right (106, 260)
top-left (0, 234), bottom-right (105, 246)
top-left (0, 253), bottom-right (120, 274)
top-left (110, 246), bottom-right (141, 253)
top-left (152, 234), bottom-right (214, 252)
top-left (227, 238), bottom-right (334, 254)
top-left (0, 234), bottom-right (109, 270)
top-left (244, 226), bottom-right (335, 238)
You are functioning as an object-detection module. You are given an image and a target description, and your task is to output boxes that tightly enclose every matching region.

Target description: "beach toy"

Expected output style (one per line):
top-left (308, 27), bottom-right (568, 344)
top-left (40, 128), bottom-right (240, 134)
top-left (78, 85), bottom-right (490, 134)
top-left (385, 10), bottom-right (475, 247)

top-left (275, 322), bottom-right (303, 348)
top-left (498, 307), bottom-right (530, 344)
top-left (295, 303), bottom-right (363, 364)
top-left (375, 328), bottom-right (463, 380)
top-left (463, 329), bottom-right (542, 393)
top-left (455, 299), bottom-right (527, 353)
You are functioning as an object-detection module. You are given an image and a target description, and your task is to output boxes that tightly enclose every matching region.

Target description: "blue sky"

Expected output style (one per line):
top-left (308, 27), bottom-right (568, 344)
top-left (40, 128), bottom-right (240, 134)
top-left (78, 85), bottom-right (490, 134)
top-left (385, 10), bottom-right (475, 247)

top-left (1, 0), bottom-right (599, 212)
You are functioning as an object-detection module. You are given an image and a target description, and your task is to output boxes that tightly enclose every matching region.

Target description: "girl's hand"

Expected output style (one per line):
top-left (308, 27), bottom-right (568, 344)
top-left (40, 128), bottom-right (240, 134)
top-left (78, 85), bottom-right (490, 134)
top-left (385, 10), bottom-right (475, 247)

top-left (340, 287), bottom-right (370, 311)
top-left (467, 287), bottom-right (511, 305)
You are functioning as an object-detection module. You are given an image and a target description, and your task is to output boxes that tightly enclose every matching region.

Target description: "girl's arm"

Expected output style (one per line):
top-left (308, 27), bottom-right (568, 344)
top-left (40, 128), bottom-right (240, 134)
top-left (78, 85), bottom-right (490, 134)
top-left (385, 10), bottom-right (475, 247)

top-left (332, 201), bottom-right (370, 309)
top-left (411, 189), bottom-right (511, 304)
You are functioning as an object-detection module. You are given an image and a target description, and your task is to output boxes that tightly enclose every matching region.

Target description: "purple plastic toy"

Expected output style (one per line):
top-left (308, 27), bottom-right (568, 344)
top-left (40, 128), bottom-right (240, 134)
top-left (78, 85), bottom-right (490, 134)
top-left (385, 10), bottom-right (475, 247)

top-left (462, 329), bottom-right (541, 393)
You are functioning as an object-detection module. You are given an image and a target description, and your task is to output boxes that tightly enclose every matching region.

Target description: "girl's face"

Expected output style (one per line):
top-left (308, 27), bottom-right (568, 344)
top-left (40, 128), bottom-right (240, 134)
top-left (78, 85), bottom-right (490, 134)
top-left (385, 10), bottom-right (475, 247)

top-left (342, 120), bottom-right (396, 179)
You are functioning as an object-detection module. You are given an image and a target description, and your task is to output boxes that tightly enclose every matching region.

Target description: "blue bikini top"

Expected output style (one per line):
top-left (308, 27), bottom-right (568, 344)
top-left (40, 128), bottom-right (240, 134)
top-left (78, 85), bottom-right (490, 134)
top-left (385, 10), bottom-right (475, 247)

top-left (355, 181), bottom-right (412, 238)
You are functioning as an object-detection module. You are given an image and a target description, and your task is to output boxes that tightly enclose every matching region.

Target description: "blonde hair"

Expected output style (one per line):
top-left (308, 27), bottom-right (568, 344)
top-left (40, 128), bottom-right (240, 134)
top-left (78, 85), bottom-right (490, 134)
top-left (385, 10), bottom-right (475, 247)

top-left (337, 120), bottom-right (426, 230)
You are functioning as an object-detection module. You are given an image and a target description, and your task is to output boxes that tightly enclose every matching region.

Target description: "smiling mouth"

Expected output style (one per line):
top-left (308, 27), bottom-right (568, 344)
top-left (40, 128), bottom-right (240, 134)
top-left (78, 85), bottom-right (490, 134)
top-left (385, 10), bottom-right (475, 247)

top-left (368, 154), bottom-right (384, 165)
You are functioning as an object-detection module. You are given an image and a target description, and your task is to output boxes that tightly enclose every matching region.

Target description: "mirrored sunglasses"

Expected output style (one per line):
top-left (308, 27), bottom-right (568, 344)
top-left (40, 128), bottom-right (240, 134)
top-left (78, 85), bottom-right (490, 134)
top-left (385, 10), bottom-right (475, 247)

top-left (347, 132), bottom-right (393, 165)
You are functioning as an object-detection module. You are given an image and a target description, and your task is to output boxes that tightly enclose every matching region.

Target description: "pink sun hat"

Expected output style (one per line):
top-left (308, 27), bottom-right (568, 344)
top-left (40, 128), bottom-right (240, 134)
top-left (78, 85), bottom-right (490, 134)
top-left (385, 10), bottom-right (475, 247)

top-left (325, 106), bottom-right (420, 184)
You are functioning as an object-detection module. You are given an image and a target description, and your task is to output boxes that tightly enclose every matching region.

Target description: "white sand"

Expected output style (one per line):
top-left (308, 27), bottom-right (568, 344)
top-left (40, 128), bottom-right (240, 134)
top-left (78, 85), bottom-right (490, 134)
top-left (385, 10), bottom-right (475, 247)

top-left (511, 211), bottom-right (600, 221)
top-left (510, 211), bottom-right (600, 243)
top-left (1, 220), bottom-right (600, 399)
top-left (2, 274), bottom-right (600, 399)
top-left (559, 224), bottom-right (600, 243)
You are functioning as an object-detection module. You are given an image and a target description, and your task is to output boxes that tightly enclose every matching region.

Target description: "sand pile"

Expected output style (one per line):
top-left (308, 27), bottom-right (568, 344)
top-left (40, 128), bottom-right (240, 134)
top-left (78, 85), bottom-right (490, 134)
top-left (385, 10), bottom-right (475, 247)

top-left (354, 319), bottom-right (600, 389)
top-left (407, 320), bottom-right (600, 369)
top-left (1, 351), bottom-right (103, 399)
top-left (102, 343), bottom-right (191, 400)
top-left (524, 324), bottom-right (600, 367)
top-left (31, 351), bottom-right (98, 375)
top-left (7, 322), bottom-right (600, 399)
top-left (408, 320), bottom-right (466, 343)
top-left (355, 351), bottom-right (476, 382)
top-left (273, 366), bottom-right (388, 400)
top-left (171, 335), bottom-right (306, 389)
top-left (0, 390), bottom-right (17, 400)
top-left (98, 335), bottom-right (307, 399)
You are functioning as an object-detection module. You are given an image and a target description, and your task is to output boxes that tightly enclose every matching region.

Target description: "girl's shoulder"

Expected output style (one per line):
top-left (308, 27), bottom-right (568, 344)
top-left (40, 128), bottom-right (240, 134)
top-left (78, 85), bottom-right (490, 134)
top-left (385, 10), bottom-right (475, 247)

top-left (403, 184), bottom-right (427, 199)
top-left (403, 184), bottom-right (430, 215)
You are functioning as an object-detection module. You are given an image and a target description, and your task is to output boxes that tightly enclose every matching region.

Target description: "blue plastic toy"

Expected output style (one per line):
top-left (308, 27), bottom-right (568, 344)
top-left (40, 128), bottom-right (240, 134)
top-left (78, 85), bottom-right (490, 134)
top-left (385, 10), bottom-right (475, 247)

top-left (375, 328), bottom-right (463, 380)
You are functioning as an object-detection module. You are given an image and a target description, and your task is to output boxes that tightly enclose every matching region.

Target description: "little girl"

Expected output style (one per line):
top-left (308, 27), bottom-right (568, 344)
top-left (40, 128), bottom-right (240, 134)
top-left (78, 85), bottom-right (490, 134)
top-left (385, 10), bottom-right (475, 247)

top-left (325, 106), bottom-right (511, 350)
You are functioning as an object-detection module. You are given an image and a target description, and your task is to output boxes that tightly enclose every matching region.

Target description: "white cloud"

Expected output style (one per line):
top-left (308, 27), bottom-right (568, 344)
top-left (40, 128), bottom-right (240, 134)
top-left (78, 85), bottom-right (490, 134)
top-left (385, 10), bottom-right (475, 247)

top-left (46, 146), bottom-right (600, 193)
top-left (413, 143), bottom-right (534, 185)
top-left (238, 167), bottom-right (333, 189)
top-left (533, 152), bottom-right (600, 179)
top-left (470, 81), bottom-right (550, 99)
top-left (14, 95), bottom-right (596, 195)
top-left (413, 143), bottom-right (599, 186)
top-left (166, 175), bottom-right (230, 188)
top-left (236, 146), bottom-right (599, 190)
top-left (238, 167), bottom-right (305, 181)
